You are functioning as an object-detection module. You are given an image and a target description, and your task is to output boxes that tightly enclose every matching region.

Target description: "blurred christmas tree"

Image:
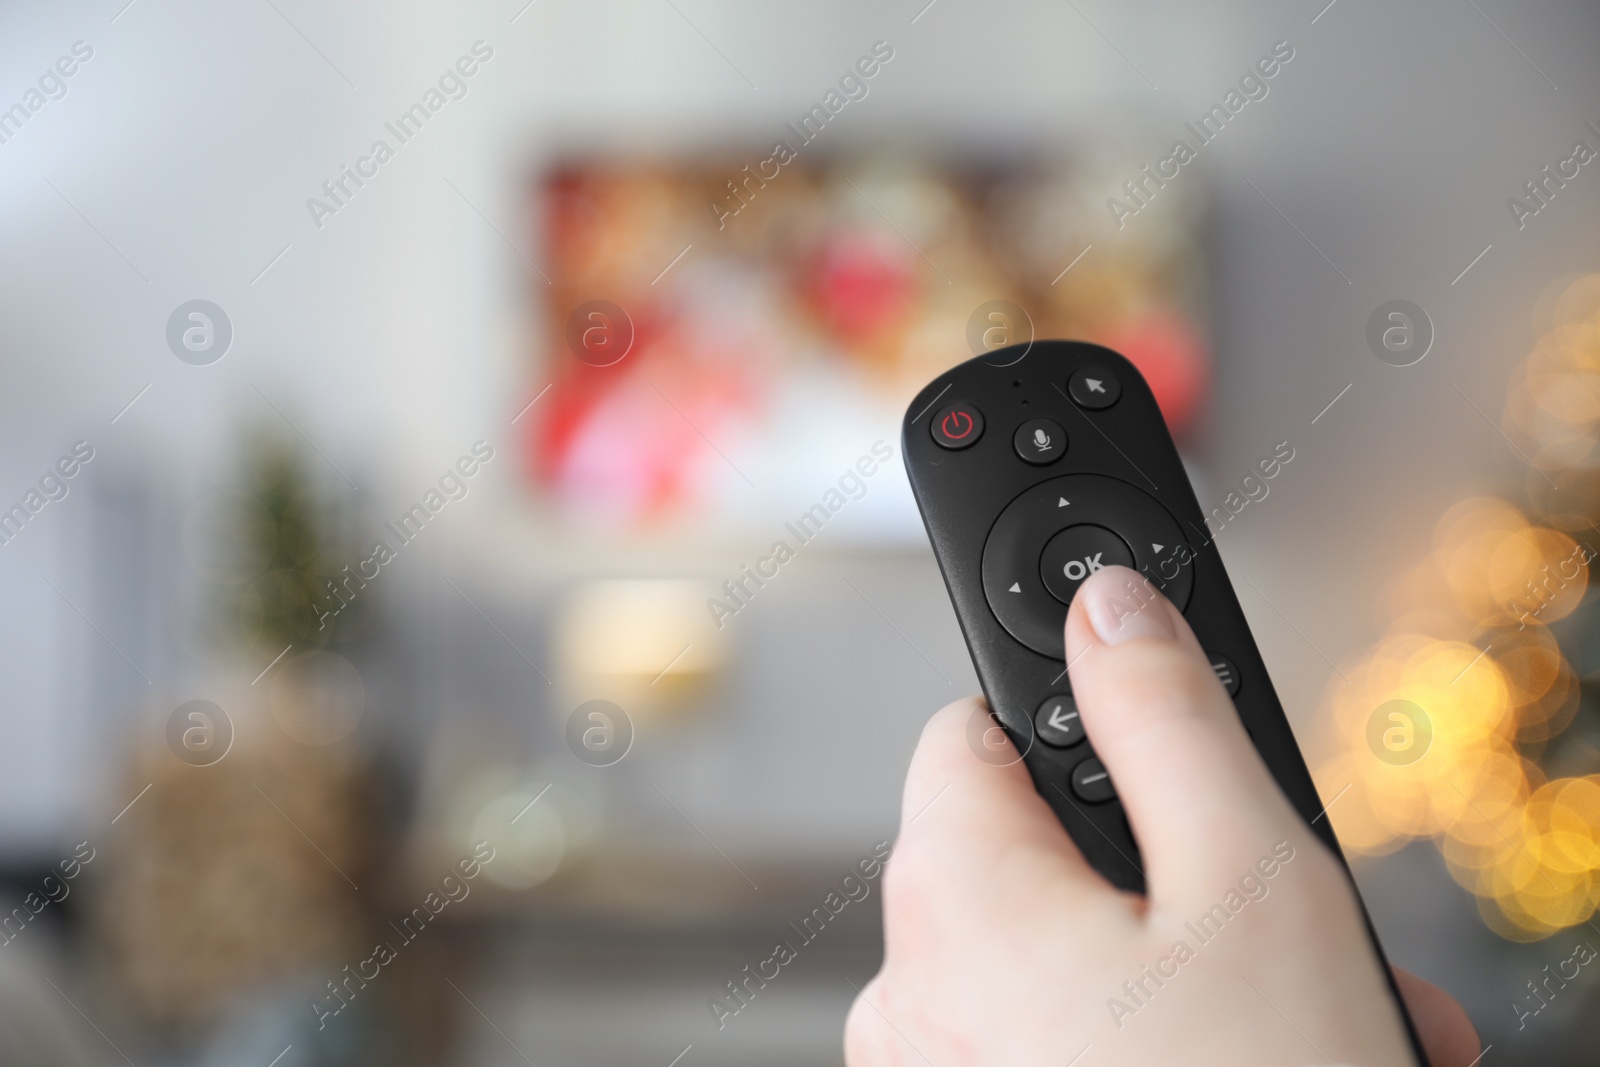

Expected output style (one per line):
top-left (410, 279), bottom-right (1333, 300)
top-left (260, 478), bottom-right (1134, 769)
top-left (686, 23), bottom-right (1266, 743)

top-left (93, 431), bottom-right (381, 1040)
top-left (234, 432), bottom-right (369, 655)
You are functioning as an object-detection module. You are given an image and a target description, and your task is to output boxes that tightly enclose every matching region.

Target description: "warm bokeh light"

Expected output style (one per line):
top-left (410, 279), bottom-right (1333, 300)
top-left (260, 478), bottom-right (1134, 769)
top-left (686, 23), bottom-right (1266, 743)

top-left (1318, 273), bottom-right (1600, 940)
top-left (554, 579), bottom-right (728, 721)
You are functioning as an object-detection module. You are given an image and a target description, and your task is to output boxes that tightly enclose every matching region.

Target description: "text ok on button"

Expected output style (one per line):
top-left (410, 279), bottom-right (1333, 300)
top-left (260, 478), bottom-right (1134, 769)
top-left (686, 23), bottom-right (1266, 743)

top-left (1039, 524), bottom-right (1135, 605)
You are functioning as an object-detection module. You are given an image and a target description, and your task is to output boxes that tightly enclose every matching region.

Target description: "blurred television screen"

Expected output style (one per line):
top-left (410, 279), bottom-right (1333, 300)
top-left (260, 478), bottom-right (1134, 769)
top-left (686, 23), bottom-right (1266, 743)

top-left (526, 149), bottom-right (1211, 540)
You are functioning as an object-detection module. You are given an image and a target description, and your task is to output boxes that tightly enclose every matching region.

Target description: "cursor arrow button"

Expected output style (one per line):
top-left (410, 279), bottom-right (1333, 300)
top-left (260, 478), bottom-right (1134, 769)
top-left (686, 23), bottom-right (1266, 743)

top-left (1068, 366), bottom-right (1122, 410)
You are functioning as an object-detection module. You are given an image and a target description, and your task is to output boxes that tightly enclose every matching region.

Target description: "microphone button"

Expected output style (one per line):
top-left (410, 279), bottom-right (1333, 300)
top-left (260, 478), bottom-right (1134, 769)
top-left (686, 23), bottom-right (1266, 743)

top-left (1013, 418), bottom-right (1066, 466)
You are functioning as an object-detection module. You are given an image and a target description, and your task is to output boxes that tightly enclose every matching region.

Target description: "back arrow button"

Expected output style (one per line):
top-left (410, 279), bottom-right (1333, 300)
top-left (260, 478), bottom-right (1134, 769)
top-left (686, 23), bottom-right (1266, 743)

top-left (1034, 695), bottom-right (1085, 748)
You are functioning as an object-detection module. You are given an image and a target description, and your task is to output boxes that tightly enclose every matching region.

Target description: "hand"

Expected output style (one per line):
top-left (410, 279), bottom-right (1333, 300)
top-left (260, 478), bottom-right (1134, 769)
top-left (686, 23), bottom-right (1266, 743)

top-left (846, 566), bottom-right (1478, 1066)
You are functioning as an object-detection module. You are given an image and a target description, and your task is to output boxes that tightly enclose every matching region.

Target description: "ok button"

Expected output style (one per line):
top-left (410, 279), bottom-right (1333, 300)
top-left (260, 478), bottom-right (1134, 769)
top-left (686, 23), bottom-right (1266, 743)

top-left (1040, 524), bottom-right (1135, 605)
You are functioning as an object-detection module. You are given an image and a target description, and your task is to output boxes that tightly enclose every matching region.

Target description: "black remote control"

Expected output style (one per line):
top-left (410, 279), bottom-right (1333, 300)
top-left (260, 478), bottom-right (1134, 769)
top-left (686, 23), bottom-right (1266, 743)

top-left (901, 341), bottom-right (1424, 1056)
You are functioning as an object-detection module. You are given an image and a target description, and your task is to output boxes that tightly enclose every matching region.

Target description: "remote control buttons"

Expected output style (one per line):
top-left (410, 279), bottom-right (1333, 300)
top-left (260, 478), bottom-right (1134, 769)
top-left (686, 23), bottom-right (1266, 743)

top-left (931, 402), bottom-right (984, 449)
top-left (1068, 366), bottom-right (1121, 410)
top-left (1209, 653), bottom-right (1241, 697)
top-left (1012, 418), bottom-right (1066, 465)
top-left (982, 475), bottom-right (1195, 658)
top-left (1034, 695), bottom-right (1084, 748)
top-left (1040, 524), bottom-right (1135, 605)
top-left (1071, 757), bottom-right (1116, 802)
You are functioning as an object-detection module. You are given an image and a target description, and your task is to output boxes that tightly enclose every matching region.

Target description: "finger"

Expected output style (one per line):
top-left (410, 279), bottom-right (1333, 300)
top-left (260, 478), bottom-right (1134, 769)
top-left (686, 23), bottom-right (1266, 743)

top-left (1064, 566), bottom-right (1307, 893)
top-left (843, 973), bottom-right (888, 1067)
top-left (896, 696), bottom-right (1098, 896)
top-left (1391, 966), bottom-right (1480, 1067)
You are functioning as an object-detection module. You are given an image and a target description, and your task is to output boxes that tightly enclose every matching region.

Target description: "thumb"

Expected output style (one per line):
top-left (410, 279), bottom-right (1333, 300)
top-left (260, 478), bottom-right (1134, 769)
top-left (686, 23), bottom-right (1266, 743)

top-left (1391, 966), bottom-right (1480, 1067)
top-left (1064, 566), bottom-right (1307, 896)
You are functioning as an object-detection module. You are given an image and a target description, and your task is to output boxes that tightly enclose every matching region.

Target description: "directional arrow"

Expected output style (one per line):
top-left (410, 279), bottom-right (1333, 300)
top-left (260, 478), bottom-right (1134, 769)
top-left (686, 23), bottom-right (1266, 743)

top-left (1086, 378), bottom-right (1106, 393)
top-left (1047, 705), bottom-right (1079, 731)
top-left (1009, 582), bottom-right (1021, 593)
top-left (1058, 497), bottom-right (1070, 507)
top-left (1152, 543), bottom-right (1165, 553)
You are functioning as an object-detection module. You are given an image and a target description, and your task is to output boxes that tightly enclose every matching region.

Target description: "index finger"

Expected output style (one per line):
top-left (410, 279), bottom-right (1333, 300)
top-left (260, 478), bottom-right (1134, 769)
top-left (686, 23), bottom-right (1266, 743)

top-left (892, 697), bottom-right (1111, 911)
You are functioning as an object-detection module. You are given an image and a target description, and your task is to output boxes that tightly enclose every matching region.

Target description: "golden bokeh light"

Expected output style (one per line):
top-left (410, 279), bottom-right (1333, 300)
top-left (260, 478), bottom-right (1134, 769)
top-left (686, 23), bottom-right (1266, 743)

top-left (1319, 273), bottom-right (1600, 939)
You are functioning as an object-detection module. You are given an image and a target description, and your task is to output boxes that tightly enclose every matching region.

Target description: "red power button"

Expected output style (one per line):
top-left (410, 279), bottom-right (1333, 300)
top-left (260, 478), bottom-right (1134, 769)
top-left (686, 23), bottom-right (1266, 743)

top-left (942, 410), bottom-right (974, 438)
top-left (931, 402), bottom-right (984, 450)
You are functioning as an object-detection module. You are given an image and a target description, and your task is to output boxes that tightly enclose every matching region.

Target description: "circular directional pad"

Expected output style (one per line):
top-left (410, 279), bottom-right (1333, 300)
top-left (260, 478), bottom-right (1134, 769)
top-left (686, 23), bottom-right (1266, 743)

top-left (982, 475), bottom-right (1196, 659)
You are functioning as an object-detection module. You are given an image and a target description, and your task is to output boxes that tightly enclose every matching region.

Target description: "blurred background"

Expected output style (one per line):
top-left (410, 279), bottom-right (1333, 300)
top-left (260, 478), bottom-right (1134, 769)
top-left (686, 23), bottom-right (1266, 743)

top-left (2, 0), bottom-right (1599, 1063)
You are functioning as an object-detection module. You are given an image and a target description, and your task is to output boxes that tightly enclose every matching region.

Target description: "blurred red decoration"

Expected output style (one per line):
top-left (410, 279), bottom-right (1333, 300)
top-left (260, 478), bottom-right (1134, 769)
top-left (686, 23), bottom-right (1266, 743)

top-left (806, 234), bottom-right (918, 345)
top-left (1103, 312), bottom-right (1209, 435)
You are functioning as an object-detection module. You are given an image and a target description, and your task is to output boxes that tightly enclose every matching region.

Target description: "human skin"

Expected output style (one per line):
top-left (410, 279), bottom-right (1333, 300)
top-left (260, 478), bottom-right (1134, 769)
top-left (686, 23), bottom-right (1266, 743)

top-left (845, 565), bottom-right (1479, 1066)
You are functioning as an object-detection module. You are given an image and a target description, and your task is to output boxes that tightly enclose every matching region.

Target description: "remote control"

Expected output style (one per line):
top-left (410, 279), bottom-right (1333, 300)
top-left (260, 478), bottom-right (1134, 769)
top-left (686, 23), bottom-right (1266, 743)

top-left (901, 341), bottom-right (1424, 1054)
top-left (901, 340), bottom-right (1332, 886)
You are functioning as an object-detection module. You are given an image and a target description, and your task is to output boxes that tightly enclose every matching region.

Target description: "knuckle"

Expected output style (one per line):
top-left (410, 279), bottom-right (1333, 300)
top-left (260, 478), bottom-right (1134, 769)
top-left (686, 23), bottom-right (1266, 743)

top-left (878, 841), bottom-right (927, 916)
top-left (919, 695), bottom-right (986, 756)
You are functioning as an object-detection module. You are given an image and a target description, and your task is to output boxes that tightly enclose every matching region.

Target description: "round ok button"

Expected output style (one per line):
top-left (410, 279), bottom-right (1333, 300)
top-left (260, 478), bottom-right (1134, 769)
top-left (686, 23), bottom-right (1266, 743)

top-left (1040, 524), bottom-right (1134, 605)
